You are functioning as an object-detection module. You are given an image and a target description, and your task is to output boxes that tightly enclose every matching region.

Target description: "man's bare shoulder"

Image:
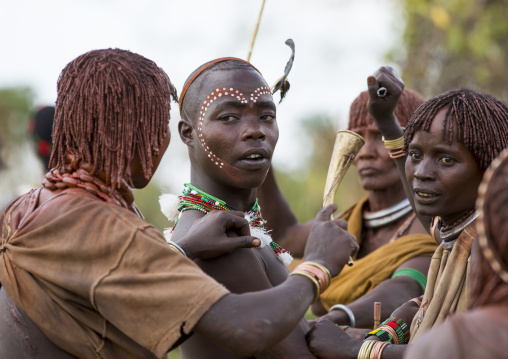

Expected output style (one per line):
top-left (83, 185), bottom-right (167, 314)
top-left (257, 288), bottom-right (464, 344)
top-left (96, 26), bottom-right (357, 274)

top-left (174, 210), bottom-right (279, 293)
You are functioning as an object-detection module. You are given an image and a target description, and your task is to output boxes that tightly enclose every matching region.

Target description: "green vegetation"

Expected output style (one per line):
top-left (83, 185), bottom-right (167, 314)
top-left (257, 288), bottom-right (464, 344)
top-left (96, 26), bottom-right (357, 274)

top-left (389, 0), bottom-right (508, 102)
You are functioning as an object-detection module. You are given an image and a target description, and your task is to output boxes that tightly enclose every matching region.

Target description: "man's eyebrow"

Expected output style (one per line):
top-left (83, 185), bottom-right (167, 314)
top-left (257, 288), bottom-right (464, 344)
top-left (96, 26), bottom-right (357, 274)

top-left (254, 100), bottom-right (276, 110)
top-left (212, 100), bottom-right (247, 112)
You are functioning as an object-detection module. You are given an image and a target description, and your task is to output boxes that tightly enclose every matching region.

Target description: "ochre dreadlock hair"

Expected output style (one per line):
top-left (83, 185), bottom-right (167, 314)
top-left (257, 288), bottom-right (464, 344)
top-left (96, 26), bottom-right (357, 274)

top-left (348, 89), bottom-right (424, 132)
top-left (404, 88), bottom-right (508, 170)
top-left (471, 147), bottom-right (508, 308)
top-left (50, 48), bottom-right (173, 189)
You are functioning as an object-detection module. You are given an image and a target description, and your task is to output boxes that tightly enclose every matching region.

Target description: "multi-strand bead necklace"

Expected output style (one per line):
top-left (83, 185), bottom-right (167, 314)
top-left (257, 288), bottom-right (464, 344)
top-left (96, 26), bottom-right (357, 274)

top-left (172, 183), bottom-right (293, 266)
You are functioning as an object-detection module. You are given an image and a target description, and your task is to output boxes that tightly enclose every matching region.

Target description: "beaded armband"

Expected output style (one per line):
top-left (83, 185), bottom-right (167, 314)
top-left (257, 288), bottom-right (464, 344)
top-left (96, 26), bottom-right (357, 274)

top-left (365, 316), bottom-right (409, 345)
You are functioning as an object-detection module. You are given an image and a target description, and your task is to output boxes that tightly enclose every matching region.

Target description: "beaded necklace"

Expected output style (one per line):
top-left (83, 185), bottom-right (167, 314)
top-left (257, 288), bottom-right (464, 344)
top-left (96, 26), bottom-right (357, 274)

top-left (167, 183), bottom-right (293, 266)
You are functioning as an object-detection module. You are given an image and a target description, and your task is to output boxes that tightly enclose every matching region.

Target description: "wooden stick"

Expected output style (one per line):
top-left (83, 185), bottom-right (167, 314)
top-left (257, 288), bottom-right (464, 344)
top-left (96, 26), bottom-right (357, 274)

top-left (246, 0), bottom-right (266, 62)
top-left (373, 302), bottom-right (381, 329)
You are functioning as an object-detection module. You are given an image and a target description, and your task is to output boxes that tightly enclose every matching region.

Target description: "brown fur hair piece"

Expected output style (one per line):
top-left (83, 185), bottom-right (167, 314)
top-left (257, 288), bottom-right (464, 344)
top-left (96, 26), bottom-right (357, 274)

top-left (50, 48), bottom-right (174, 189)
top-left (404, 88), bottom-right (508, 170)
top-left (348, 89), bottom-right (424, 132)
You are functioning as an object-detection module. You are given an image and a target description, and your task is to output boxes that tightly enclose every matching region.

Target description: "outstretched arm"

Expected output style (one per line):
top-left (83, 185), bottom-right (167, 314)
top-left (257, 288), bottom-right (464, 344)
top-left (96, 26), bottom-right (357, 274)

top-left (314, 256), bottom-right (430, 328)
top-left (307, 320), bottom-right (408, 359)
top-left (257, 166), bottom-right (313, 258)
top-left (366, 67), bottom-right (432, 232)
top-left (193, 205), bottom-right (359, 356)
top-left (175, 209), bottom-right (316, 358)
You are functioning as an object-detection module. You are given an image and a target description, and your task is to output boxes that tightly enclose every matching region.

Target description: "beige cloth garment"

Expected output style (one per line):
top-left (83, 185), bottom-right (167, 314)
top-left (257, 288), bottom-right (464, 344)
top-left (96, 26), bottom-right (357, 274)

top-left (0, 188), bottom-right (228, 359)
top-left (405, 306), bottom-right (508, 359)
top-left (409, 222), bottom-right (476, 343)
top-left (319, 196), bottom-right (436, 309)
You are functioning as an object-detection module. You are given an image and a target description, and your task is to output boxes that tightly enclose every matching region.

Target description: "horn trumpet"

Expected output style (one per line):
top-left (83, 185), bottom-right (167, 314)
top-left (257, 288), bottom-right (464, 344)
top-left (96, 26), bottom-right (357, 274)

top-left (323, 130), bottom-right (365, 266)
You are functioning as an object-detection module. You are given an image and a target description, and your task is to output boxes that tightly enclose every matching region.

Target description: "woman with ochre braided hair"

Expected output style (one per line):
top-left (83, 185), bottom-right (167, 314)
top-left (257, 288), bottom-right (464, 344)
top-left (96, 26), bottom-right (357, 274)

top-left (258, 88), bottom-right (436, 332)
top-left (306, 67), bottom-right (508, 359)
top-left (0, 49), bottom-right (358, 358)
top-left (404, 146), bottom-right (508, 358)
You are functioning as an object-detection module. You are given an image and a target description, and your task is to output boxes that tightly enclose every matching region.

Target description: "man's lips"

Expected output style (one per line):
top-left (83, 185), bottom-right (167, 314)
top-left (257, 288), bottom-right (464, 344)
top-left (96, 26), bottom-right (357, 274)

top-left (239, 147), bottom-right (271, 160)
top-left (234, 148), bottom-right (271, 170)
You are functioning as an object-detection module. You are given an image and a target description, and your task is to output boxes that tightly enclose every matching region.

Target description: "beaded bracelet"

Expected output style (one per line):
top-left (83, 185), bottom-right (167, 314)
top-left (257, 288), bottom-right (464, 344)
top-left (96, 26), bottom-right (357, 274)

top-left (366, 327), bottom-right (393, 343)
top-left (366, 317), bottom-right (409, 344)
top-left (167, 240), bottom-right (187, 257)
top-left (383, 317), bottom-right (409, 344)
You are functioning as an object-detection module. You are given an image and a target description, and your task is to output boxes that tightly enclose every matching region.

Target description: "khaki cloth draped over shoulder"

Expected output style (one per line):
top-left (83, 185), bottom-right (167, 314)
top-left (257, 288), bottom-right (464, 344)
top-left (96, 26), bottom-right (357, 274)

top-left (409, 222), bottom-right (476, 343)
top-left (405, 306), bottom-right (508, 359)
top-left (319, 196), bottom-right (436, 310)
top-left (0, 189), bottom-right (228, 359)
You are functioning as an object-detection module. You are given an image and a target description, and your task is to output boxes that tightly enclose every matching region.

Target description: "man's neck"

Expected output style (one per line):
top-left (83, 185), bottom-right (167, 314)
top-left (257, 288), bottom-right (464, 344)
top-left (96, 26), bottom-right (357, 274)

top-left (189, 175), bottom-right (257, 213)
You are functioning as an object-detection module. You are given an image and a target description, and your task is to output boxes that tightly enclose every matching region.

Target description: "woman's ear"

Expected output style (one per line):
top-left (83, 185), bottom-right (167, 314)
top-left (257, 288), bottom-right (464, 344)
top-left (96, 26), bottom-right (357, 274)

top-left (178, 119), bottom-right (195, 146)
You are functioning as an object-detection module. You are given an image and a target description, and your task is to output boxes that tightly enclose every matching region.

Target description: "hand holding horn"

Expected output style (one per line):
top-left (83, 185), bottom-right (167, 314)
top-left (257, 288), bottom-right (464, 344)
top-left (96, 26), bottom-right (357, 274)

top-left (323, 130), bottom-right (365, 266)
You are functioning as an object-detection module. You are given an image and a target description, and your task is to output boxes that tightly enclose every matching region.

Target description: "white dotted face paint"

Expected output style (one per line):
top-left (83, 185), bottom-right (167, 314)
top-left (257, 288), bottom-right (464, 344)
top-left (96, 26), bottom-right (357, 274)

top-left (198, 86), bottom-right (272, 169)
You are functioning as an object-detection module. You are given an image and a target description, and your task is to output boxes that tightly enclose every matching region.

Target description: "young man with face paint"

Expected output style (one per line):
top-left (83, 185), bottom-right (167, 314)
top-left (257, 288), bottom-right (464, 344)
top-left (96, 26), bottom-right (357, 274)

top-left (305, 68), bottom-right (508, 359)
top-left (162, 58), bottom-right (355, 358)
top-left (0, 49), bottom-right (360, 359)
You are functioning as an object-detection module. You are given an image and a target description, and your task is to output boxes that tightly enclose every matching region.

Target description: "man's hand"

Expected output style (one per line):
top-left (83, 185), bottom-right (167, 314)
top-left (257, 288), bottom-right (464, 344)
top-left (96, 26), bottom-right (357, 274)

top-left (306, 320), bottom-right (363, 359)
top-left (303, 205), bottom-right (359, 277)
top-left (177, 211), bottom-right (260, 260)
